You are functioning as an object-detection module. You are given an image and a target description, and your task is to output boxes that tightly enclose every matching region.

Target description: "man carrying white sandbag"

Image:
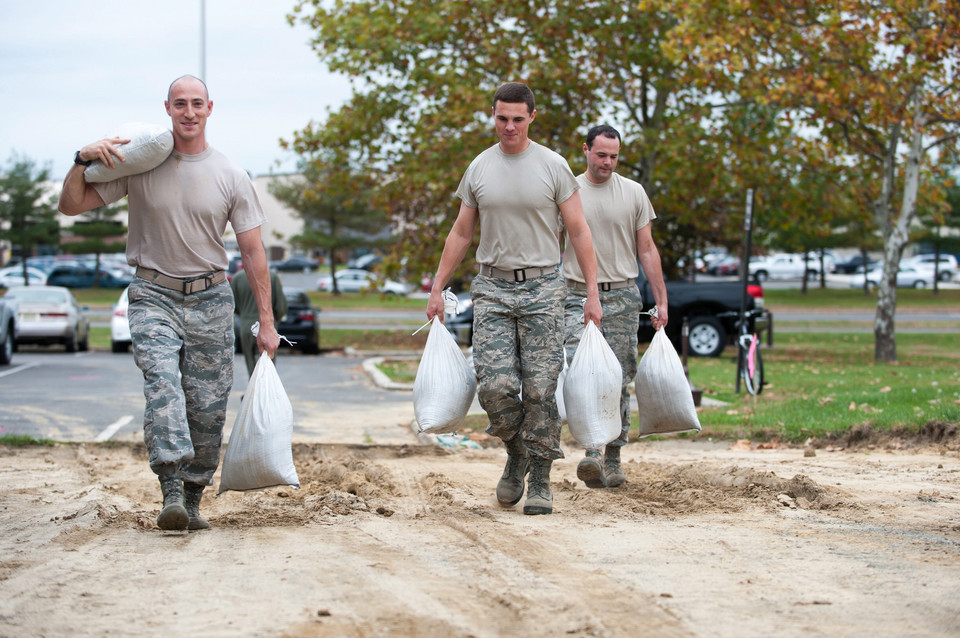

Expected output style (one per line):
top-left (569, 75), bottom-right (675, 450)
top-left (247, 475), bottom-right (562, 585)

top-left (59, 75), bottom-right (280, 531)
top-left (561, 125), bottom-right (668, 489)
top-left (426, 82), bottom-right (602, 516)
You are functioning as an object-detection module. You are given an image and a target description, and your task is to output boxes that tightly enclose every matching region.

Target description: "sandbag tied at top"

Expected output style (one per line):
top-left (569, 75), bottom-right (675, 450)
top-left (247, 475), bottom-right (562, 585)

top-left (219, 352), bottom-right (299, 494)
top-left (563, 320), bottom-right (622, 450)
top-left (413, 315), bottom-right (478, 434)
top-left (83, 122), bottom-right (174, 183)
top-left (636, 329), bottom-right (702, 438)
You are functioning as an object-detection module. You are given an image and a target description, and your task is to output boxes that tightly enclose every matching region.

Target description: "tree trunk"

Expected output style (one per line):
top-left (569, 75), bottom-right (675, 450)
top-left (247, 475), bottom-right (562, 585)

top-left (874, 94), bottom-right (925, 363)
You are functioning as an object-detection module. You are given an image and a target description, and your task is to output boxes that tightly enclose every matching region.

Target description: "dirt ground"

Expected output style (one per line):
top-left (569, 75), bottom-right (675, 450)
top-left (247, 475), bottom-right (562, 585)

top-left (2, 426), bottom-right (959, 638)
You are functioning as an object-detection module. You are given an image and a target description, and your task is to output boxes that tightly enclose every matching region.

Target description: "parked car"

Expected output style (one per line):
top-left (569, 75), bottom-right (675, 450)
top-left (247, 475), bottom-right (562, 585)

top-left (0, 293), bottom-right (18, 365)
top-left (849, 265), bottom-right (935, 290)
top-left (705, 255), bottom-right (739, 276)
top-left (316, 268), bottom-right (411, 295)
top-left (900, 254), bottom-right (957, 282)
top-left (110, 286), bottom-right (132, 353)
top-left (45, 264), bottom-right (132, 289)
top-left (3, 285), bottom-right (90, 352)
top-left (270, 256), bottom-right (319, 273)
top-left (832, 254), bottom-right (879, 274)
top-left (0, 266), bottom-right (48, 288)
top-left (748, 253), bottom-right (820, 282)
top-left (347, 253), bottom-right (382, 270)
top-left (241, 288), bottom-right (321, 355)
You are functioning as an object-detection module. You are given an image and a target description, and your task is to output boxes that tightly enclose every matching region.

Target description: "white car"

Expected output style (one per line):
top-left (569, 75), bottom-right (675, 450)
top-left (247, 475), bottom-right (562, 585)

top-left (0, 266), bottom-right (47, 288)
top-left (900, 254), bottom-right (957, 282)
top-left (748, 253), bottom-right (821, 282)
top-left (3, 285), bottom-right (90, 352)
top-left (110, 286), bottom-right (132, 353)
top-left (849, 265), bottom-right (935, 290)
top-left (316, 268), bottom-right (411, 295)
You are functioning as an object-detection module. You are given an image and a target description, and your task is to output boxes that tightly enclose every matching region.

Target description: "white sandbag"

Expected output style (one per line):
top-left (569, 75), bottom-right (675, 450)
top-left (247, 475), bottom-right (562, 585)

top-left (83, 122), bottom-right (174, 182)
top-left (218, 352), bottom-right (299, 493)
top-left (413, 316), bottom-right (478, 434)
top-left (563, 321), bottom-right (622, 450)
top-left (556, 355), bottom-right (569, 424)
top-left (636, 329), bottom-right (702, 437)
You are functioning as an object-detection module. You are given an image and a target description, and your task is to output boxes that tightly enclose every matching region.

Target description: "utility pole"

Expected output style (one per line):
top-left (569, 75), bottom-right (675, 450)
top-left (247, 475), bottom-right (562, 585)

top-left (199, 0), bottom-right (206, 81)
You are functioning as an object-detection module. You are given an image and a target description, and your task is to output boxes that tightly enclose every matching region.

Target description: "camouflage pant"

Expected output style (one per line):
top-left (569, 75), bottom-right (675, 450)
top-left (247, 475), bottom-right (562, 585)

top-left (128, 278), bottom-right (235, 485)
top-left (471, 272), bottom-right (566, 460)
top-left (563, 284), bottom-right (642, 447)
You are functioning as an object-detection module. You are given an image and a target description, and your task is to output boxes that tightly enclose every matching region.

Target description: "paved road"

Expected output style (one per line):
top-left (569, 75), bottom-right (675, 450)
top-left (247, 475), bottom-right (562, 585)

top-left (0, 350), bottom-right (419, 446)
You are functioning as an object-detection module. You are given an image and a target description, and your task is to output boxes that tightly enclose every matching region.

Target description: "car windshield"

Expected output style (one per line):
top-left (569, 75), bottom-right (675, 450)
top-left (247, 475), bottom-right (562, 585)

top-left (7, 289), bottom-right (68, 304)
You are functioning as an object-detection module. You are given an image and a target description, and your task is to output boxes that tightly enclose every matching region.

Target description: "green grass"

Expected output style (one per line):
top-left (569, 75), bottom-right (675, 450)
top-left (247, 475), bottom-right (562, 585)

top-left (70, 288), bottom-right (128, 306)
top-left (307, 291), bottom-right (428, 311)
top-left (374, 359), bottom-right (419, 383)
top-left (688, 332), bottom-right (960, 441)
top-left (374, 331), bottom-right (960, 444)
top-left (0, 434), bottom-right (57, 446)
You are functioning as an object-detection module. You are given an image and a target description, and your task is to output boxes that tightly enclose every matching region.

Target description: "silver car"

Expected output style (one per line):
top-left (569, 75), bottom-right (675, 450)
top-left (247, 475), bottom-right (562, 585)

top-left (3, 285), bottom-right (90, 352)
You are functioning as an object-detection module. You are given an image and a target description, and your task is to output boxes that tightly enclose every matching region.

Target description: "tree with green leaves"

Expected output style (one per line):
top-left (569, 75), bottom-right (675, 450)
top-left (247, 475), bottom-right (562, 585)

top-left (0, 154), bottom-right (60, 282)
top-left (268, 158), bottom-right (391, 294)
top-left (661, 0), bottom-right (960, 362)
top-left (287, 0), bottom-right (808, 281)
top-left (61, 200), bottom-right (128, 288)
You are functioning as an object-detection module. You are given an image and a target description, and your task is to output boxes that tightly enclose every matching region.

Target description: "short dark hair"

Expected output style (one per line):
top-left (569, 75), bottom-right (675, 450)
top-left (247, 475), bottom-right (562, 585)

top-left (585, 125), bottom-right (621, 149)
top-left (493, 82), bottom-right (535, 113)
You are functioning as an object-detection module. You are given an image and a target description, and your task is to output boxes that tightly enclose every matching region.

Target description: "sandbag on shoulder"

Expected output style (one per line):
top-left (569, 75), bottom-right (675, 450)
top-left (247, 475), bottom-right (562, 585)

top-left (413, 316), bottom-right (477, 434)
top-left (83, 122), bottom-right (174, 182)
top-left (563, 320), bottom-right (622, 450)
top-left (635, 329), bottom-right (702, 437)
top-left (219, 352), bottom-right (300, 494)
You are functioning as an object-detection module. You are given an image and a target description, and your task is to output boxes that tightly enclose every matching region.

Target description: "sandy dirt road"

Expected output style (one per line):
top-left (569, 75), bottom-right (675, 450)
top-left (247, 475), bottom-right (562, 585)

top-left (2, 427), bottom-right (959, 638)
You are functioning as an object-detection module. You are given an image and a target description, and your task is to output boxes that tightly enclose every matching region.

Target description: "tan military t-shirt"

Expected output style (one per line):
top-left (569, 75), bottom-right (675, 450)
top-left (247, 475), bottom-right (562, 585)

top-left (562, 172), bottom-right (656, 284)
top-left (457, 141), bottom-right (579, 269)
top-left (93, 147), bottom-right (265, 278)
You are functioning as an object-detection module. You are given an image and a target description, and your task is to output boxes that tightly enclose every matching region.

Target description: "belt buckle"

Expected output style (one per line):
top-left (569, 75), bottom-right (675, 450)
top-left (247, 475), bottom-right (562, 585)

top-left (183, 273), bottom-right (212, 295)
top-left (600, 282), bottom-right (612, 292)
top-left (513, 268), bottom-right (526, 282)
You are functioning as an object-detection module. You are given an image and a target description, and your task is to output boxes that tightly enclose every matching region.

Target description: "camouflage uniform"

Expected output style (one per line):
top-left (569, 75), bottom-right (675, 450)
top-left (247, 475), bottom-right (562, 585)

top-left (472, 271), bottom-right (566, 460)
top-left (128, 278), bottom-right (235, 485)
top-left (563, 284), bottom-right (642, 446)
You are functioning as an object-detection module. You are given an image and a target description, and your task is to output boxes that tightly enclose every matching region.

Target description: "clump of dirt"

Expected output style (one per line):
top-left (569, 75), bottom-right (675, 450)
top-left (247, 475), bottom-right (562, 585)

top-left (816, 420), bottom-right (960, 452)
top-left (561, 460), bottom-right (843, 517)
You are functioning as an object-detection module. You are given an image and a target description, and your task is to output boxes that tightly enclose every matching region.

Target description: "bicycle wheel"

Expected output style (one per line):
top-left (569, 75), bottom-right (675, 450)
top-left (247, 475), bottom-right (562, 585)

top-left (741, 335), bottom-right (765, 395)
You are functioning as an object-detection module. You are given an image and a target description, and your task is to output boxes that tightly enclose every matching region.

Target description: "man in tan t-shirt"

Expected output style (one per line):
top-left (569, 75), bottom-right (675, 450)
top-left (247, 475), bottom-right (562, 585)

top-left (59, 75), bottom-right (280, 532)
top-left (562, 124), bottom-right (668, 488)
top-left (427, 82), bottom-right (602, 516)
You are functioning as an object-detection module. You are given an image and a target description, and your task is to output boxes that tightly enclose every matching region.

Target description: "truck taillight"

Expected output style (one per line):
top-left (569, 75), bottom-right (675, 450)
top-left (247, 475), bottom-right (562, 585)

top-left (747, 283), bottom-right (764, 308)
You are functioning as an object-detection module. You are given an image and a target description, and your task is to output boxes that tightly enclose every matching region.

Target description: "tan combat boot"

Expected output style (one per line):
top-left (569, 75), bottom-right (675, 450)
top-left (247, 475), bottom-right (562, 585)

top-left (183, 482), bottom-right (211, 530)
top-left (576, 448), bottom-right (605, 489)
top-left (523, 456), bottom-right (553, 515)
top-left (157, 475), bottom-right (188, 531)
top-left (603, 445), bottom-right (627, 488)
top-left (496, 435), bottom-right (529, 506)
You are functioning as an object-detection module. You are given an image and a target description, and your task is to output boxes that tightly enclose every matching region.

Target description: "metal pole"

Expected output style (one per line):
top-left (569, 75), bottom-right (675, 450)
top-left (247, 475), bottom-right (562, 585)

top-left (736, 188), bottom-right (755, 393)
top-left (199, 0), bottom-right (206, 81)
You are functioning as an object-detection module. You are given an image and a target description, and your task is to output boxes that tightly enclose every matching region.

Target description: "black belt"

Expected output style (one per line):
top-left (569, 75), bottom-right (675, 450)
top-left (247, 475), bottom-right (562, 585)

top-left (136, 266), bottom-right (226, 294)
top-left (568, 279), bottom-right (634, 291)
top-left (479, 264), bottom-right (558, 282)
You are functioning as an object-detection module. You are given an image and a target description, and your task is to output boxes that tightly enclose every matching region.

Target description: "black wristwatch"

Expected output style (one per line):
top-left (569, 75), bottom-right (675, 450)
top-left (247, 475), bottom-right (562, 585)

top-left (74, 151), bottom-right (93, 167)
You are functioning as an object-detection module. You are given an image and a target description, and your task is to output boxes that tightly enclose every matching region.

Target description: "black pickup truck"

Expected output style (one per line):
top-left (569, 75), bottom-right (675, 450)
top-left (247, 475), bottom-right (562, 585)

top-left (636, 268), bottom-right (771, 357)
top-left (444, 269), bottom-right (772, 358)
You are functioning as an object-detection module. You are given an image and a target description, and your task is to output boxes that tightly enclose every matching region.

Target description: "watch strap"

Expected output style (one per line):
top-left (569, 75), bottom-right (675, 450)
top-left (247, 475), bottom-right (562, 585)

top-left (74, 151), bottom-right (93, 167)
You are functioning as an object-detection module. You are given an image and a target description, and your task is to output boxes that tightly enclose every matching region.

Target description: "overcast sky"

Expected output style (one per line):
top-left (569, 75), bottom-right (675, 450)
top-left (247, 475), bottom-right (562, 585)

top-left (0, 0), bottom-right (353, 180)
